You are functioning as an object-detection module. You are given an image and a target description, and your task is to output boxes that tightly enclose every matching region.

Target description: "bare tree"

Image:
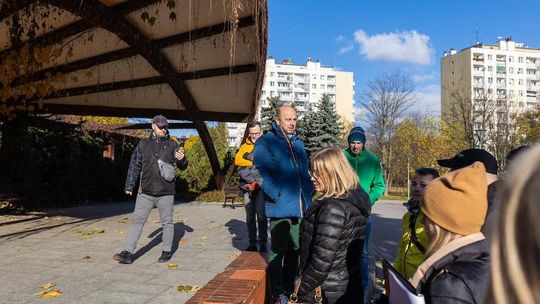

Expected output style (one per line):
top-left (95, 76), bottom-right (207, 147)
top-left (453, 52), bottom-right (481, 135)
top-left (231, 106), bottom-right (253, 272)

top-left (360, 70), bottom-right (415, 195)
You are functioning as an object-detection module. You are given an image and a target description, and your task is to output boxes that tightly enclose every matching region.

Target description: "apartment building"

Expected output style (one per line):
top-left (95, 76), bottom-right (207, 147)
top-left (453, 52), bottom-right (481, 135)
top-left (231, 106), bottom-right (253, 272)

top-left (441, 38), bottom-right (540, 145)
top-left (227, 57), bottom-right (355, 147)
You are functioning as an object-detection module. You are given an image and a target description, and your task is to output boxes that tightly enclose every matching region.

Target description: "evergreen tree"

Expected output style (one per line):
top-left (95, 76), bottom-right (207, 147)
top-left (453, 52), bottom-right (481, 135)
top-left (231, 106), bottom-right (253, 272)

top-left (302, 94), bottom-right (343, 155)
top-left (259, 96), bottom-right (283, 132)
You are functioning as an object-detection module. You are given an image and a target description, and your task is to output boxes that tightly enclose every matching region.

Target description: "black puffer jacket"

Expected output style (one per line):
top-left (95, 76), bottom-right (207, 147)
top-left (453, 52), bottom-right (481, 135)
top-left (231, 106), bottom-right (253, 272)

top-left (125, 132), bottom-right (188, 196)
top-left (419, 239), bottom-right (490, 304)
top-left (297, 187), bottom-right (371, 304)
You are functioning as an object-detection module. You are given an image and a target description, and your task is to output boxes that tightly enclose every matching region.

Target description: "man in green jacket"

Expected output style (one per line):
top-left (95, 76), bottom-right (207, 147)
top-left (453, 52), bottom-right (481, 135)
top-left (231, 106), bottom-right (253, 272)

top-left (343, 126), bottom-right (385, 292)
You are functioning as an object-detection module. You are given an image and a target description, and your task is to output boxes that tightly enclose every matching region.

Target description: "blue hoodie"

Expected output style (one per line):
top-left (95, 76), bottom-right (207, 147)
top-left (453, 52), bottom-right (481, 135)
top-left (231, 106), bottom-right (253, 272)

top-left (253, 122), bottom-right (313, 218)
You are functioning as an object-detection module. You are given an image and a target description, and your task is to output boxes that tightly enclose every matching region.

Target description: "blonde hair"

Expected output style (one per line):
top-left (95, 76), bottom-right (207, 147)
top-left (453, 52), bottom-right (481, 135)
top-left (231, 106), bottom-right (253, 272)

top-left (424, 220), bottom-right (463, 258)
top-left (310, 147), bottom-right (359, 199)
top-left (491, 144), bottom-right (540, 304)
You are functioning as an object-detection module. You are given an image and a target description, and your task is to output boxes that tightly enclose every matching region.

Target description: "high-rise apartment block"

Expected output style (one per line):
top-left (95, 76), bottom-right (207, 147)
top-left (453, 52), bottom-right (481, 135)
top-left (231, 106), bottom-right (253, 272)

top-left (441, 38), bottom-right (540, 143)
top-left (227, 57), bottom-right (355, 147)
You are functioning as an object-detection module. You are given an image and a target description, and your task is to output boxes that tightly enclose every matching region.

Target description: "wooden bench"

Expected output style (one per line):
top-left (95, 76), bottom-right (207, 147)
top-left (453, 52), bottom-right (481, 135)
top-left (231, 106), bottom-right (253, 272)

top-left (222, 185), bottom-right (243, 209)
top-left (186, 252), bottom-right (268, 304)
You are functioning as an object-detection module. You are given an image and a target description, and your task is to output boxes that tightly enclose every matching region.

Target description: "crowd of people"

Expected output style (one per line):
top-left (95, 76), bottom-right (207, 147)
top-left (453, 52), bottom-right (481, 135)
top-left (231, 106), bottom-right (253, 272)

top-left (237, 105), bottom-right (539, 304)
top-left (112, 110), bottom-right (540, 304)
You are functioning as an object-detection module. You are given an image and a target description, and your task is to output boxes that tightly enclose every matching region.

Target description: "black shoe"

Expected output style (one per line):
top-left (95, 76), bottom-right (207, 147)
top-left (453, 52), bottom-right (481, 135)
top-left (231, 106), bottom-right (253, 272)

top-left (244, 245), bottom-right (258, 252)
top-left (113, 251), bottom-right (133, 264)
top-left (158, 251), bottom-right (173, 263)
top-left (259, 243), bottom-right (267, 253)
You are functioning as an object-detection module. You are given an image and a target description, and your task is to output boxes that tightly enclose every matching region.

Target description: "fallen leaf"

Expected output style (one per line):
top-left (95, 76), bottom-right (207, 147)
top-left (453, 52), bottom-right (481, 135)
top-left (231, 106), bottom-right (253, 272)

top-left (192, 285), bottom-right (201, 292)
top-left (200, 236), bottom-right (208, 241)
top-left (197, 242), bottom-right (204, 246)
top-left (153, 220), bottom-right (160, 224)
top-left (227, 253), bottom-right (239, 260)
top-left (117, 230), bottom-right (125, 235)
top-left (179, 239), bottom-right (188, 245)
top-left (168, 263), bottom-right (177, 268)
top-left (41, 282), bottom-right (55, 289)
top-left (119, 217), bottom-right (128, 223)
top-left (37, 289), bottom-right (62, 299)
top-left (91, 227), bottom-right (105, 233)
top-left (82, 256), bottom-right (91, 260)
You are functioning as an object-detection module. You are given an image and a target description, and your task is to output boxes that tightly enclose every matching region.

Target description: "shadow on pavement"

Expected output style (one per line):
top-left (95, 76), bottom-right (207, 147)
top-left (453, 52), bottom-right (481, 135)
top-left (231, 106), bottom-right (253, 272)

top-left (225, 219), bottom-right (249, 251)
top-left (132, 222), bottom-right (194, 260)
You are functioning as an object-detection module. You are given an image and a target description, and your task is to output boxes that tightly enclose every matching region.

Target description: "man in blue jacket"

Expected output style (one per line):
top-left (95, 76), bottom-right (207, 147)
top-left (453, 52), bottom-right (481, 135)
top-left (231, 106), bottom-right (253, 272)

top-left (253, 105), bottom-right (313, 303)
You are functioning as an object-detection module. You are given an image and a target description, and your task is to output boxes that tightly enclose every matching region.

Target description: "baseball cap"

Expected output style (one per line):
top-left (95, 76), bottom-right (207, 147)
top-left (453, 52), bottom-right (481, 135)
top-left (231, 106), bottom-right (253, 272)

top-left (437, 148), bottom-right (498, 174)
top-left (152, 115), bottom-right (168, 128)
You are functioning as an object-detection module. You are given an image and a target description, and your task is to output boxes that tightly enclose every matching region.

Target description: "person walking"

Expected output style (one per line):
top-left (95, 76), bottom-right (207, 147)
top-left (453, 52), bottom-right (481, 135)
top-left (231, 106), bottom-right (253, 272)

top-left (253, 105), bottom-right (313, 303)
top-left (343, 126), bottom-right (385, 291)
top-left (410, 162), bottom-right (490, 304)
top-left (292, 147), bottom-right (371, 304)
top-left (113, 115), bottom-right (188, 264)
top-left (394, 168), bottom-right (439, 279)
top-left (234, 121), bottom-right (267, 252)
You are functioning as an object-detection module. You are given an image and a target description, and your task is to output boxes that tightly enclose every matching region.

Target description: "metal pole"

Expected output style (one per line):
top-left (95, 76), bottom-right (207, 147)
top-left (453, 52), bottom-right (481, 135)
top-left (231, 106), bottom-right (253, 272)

top-left (407, 157), bottom-right (410, 200)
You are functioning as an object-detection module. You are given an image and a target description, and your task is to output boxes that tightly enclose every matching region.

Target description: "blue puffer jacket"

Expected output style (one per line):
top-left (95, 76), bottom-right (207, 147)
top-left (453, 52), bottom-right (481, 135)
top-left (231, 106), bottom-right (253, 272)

top-left (253, 122), bottom-right (313, 218)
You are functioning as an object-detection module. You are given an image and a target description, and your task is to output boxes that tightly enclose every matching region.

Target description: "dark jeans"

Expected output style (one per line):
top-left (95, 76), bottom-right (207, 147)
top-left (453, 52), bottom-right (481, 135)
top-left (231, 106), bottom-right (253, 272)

top-left (361, 215), bottom-right (373, 290)
top-left (268, 218), bottom-right (301, 297)
top-left (243, 190), bottom-right (267, 246)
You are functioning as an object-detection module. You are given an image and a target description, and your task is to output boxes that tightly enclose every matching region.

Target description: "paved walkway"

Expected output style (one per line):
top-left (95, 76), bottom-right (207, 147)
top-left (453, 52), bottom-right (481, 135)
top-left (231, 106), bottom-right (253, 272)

top-left (0, 200), bottom-right (404, 304)
top-left (0, 201), bottom-right (250, 304)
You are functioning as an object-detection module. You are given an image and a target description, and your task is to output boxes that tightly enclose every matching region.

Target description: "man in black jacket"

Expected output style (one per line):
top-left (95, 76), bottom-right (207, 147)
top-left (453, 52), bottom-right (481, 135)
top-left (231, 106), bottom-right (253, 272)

top-left (113, 115), bottom-right (188, 264)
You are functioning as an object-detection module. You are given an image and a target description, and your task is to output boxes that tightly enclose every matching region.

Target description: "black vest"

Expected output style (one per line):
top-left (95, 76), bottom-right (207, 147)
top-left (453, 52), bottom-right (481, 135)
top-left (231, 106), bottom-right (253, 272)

top-left (139, 137), bottom-right (178, 196)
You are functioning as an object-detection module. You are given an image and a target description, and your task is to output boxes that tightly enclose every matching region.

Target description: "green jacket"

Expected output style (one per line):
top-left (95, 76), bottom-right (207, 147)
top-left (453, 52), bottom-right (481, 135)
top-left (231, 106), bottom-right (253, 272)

top-left (344, 148), bottom-right (385, 205)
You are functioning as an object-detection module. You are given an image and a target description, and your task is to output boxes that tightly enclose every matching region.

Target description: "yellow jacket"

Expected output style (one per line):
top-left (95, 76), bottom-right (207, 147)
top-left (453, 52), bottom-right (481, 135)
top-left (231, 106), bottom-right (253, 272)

top-left (394, 210), bottom-right (429, 279)
top-left (234, 138), bottom-right (255, 167)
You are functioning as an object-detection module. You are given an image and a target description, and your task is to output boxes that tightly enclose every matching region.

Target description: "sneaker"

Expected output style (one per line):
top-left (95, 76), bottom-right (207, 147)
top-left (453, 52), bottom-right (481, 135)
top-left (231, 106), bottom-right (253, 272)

top-left (157, 251), bottom-right (173, 263)
top-left (113, 251), bottom-right (133, 264)
top-left (244, 245), bottom-right (258, 252)
top-left (259, 243), bottom-right (267, 253)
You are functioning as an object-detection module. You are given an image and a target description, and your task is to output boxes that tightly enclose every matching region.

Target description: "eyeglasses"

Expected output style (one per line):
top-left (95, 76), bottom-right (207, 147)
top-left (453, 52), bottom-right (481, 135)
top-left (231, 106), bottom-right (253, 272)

top-left (157, 125), bottom-right (168, 130)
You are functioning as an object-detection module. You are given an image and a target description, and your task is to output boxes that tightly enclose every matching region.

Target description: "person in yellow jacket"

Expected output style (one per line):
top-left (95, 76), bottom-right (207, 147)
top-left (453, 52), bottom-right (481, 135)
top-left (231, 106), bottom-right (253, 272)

top-left (394, 168), bottom-right (439, 279)
top-left (234, 121), bottom-right (267, 252)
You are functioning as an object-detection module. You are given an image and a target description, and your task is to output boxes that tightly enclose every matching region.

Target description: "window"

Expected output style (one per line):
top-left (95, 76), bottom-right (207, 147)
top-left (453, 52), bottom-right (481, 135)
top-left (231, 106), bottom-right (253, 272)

top-left (509, 79), bottom-right (514, 85)
top-left (312, 84), bottom-right (316, 89)
top-left (509, 56), bottom-right (514, 62)
top-left (509, 67), bottom-right (514, 74)
top-left (518, 68), bottom-right (523, 74)
top-left (320, 84), bottom-right (325, 90)
top-left (509, 90), bottom-right (514, 96)
top-left (312, 74), bottom-right (317, 80)
top-left (488, 77), bottom-right (493, 84)
top-left (270, 81), bottom-right (275, 86)
top-left (519, 90), bottom-right (524, 97)
top-left (487, 54), bottom-right (493, 60)
top-left (518, 57), bottom-right (524, 63)
top-left (488, 66), bottom-right (493, 72)
top-left (270, 72), bottom-right (275, 77)
top-left (320, 75), bottom-right (325, 80)
top-left (519, 79), bottom-right (524, 85)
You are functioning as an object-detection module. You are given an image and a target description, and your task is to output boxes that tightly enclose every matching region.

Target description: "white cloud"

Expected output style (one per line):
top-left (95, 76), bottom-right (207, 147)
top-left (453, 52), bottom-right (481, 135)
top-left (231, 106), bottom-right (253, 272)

top-left (411, 84), bottom-right (440, 115)
top-left (335, 35), bottom-right (346, 42)
top-left (353, 29), bottom-right (435, 65)
top-left (412, 73), bottom-right (436, 83)
top-left (338, 44), bottom-right (354, 54)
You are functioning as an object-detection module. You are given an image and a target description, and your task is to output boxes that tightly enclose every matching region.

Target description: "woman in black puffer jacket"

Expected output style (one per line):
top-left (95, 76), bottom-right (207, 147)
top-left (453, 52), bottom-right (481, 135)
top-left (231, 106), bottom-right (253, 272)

top-left (294, 147), bottom-right (371, 304)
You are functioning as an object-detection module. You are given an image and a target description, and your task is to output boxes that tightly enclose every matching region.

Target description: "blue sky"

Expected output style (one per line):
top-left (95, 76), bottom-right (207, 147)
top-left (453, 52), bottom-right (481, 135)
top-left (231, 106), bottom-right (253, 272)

top-left (268, 0), bottom-right (540, 119)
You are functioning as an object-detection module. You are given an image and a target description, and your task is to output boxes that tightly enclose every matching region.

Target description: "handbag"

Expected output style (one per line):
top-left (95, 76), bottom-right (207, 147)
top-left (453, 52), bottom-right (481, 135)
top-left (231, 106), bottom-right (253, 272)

top-left (157, 158), bottom-right (176, 182)
top-left (288, 278), bottom-right (322, 304)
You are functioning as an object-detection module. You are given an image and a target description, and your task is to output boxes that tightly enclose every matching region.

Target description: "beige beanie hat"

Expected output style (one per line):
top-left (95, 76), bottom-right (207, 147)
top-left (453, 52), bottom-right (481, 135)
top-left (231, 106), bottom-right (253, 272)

top-left (421, 162), bottom-right (488, 235)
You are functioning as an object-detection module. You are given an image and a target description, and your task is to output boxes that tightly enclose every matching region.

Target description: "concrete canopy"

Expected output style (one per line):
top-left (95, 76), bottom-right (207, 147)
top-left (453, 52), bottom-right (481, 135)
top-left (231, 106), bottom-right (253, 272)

top-left (0, 0), bottom-right (268, 188)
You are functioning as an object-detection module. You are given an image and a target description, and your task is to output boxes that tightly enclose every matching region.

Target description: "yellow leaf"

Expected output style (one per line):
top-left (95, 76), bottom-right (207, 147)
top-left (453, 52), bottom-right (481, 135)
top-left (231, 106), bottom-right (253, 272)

top-left (119, 217), bottom-right (128, 223)
top-left (38, 289), bottom-right (62, 299)
top-left (153, 220), bottom-right (160, 224)
top-left (179, 239), bottom-right (188, 245)
top-left (200, 236), bottom-right (208, 241)
top-left (91, 228), bottom-right (105, 233)
top-left (192, 285), bottom-right (201, 292)
top-left (227, 253), bottom-right (239, 260)
top-left (167, 263), bottom-right (177, 268)
top-left (40, 282), bottom-right (55, 289)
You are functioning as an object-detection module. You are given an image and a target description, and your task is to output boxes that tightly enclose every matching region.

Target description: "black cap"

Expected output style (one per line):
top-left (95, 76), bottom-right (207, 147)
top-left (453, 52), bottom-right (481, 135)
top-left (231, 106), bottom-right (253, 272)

top-left (152, 115), bottom-right (168, 127)
top-left (437, 148), bottom-right (498, 174)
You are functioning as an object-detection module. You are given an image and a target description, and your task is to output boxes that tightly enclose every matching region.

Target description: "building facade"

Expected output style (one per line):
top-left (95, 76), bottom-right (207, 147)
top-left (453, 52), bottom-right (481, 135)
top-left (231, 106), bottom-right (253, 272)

top-left (441, 38), bottom-right (540, 147)
top-left (227, 57), bottom-right (355, 147)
